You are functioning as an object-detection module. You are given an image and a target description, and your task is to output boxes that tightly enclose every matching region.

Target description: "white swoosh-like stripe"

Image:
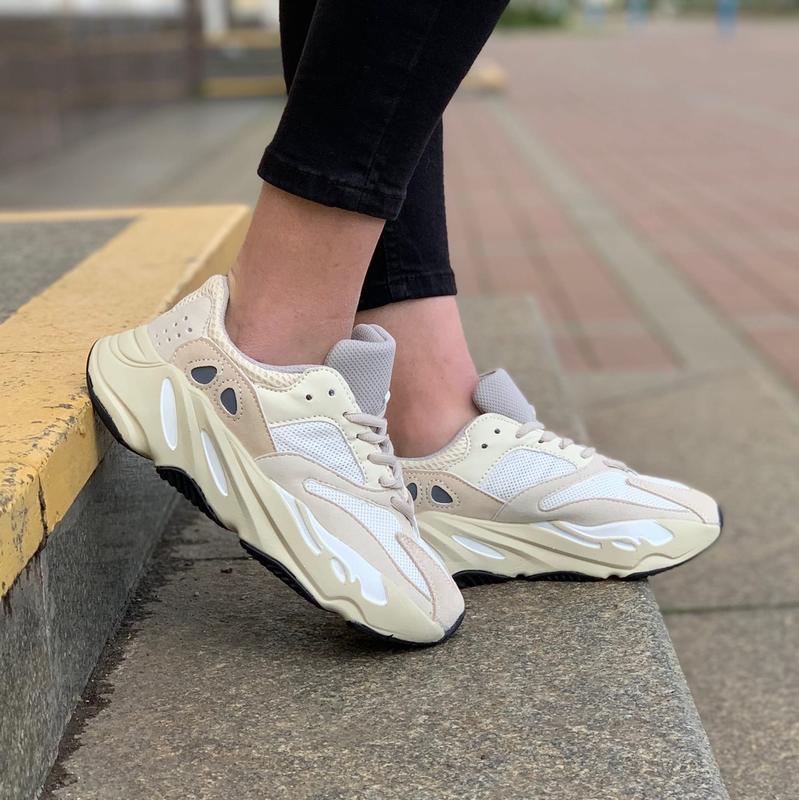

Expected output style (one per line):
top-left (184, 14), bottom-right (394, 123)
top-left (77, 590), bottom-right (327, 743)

top-left (539, 519), bottom-right (674, 551)
top-left (452, 534), bottom-right (506, 560)
top-left (272, 483), bottom-right (387, 606)
top-left (159, 377), bottom-right (178, 451)
top-left (201, 431), bottom-right (228, 496)
top-left (305, 480), bottom-right (429, 596)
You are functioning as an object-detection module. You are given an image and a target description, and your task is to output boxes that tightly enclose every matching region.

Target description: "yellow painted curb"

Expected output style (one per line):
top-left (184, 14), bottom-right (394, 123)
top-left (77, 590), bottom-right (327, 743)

top-left (204, 29), bottom-right (281, 49)
top-left (0, 209), bottom-right (154, 222)
top-left (461, 59), bottom-right (508, 94)
top-left (0, 205), bottom-right (250, 597)
top-left (203, 76), bottom-right (286, 99)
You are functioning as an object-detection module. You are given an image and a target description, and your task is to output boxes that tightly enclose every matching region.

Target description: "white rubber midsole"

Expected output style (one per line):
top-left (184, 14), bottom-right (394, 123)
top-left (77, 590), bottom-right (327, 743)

top-left (87, 331), bottom-right (446, 643)
top-left (417, 510), bottom-right (720, 579)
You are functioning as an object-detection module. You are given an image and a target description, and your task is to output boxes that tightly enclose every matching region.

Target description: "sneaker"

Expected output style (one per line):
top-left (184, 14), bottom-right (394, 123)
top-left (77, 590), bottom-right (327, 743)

top-left (401, 370), bottom-right (721, 585)
top-left (86, 276), bottom-right (463, 644)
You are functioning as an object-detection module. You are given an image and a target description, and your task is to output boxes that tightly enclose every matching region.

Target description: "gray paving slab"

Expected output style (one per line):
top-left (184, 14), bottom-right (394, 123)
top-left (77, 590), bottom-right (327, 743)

top-left (0, 99), bottom-right (281, 209)
top-left (574, 367), bottom-right (799, 611)
top-left (47, 504), bottom-right (728, 800)
top-left (666, 608), bottom-right (799, 800)
top-left (494, 82), bottom-right (798, 797)
top-left (0, 218), bottom-right (130, 323)
top-left (573, 365), bottom-right (799, 800)
top-left (0, 444), bottom-right (177, 800)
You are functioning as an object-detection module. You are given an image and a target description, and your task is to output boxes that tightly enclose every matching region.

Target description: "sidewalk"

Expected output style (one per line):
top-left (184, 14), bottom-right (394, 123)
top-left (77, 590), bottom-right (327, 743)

top-left (448, 23), bottom-right (799, 800)
top-left (2, 20), bottom-right (797, 800)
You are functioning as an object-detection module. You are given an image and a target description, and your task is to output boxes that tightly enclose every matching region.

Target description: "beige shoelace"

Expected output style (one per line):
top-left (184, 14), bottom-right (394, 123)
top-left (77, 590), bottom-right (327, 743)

top-left (516, 416), bottom-right (596, 459)
top-left (516, 414), bottom-right (630, 470)
top-left (345, 411), bottom-right (415, 520)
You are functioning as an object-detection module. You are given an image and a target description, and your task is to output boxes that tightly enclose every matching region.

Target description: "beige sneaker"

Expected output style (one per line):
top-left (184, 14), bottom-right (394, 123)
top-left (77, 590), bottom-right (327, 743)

top-left (86, 276), bottom-right (463, 644)
top-left (402, 370), bottom-right (721, 585)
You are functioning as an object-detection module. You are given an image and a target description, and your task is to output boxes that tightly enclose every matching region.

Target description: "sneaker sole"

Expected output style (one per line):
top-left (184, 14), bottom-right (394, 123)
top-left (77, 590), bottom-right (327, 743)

top-left (86, 333), bottom-right (458, 645)
top-left (416, 510), bottom-right (722, 586)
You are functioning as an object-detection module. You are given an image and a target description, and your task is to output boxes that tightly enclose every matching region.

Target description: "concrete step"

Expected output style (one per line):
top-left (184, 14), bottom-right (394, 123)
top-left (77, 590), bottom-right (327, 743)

top-left (0, 207), bottom-right (249, 800)
top-left (44, 295), bottom-right (728, 800)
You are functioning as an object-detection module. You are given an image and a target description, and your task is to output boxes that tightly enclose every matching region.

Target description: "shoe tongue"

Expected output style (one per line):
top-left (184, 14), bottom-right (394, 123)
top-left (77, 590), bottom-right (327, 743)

top-left (324, 324), bottom-right (395, 415)
top-left (473, 369), bottom-right (535, 424)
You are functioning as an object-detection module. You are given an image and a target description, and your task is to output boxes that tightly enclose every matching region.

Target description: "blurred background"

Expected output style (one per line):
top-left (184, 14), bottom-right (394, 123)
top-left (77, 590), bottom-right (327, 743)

top-left (1, 2), bottom-right (797, 799)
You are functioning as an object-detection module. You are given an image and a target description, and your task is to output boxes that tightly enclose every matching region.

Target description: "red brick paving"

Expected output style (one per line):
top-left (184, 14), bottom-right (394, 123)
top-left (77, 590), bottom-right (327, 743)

top-left (446, 22), bottom-right (799, 388)
top-left (445, 95), bottom-right (671, 371)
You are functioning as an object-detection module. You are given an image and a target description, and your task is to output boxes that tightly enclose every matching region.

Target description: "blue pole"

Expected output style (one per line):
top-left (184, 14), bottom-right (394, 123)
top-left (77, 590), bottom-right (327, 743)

top-left (717, 0), bottom-right (738, 36)
top-left (584, 0), bottom-right (605, 27)
top-left (628, 0), bottom-right (648, 28)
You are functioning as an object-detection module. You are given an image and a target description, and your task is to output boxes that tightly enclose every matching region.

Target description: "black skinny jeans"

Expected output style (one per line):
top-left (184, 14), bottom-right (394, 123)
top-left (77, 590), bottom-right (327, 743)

top-left (258, 0), bottom-right (509, 310)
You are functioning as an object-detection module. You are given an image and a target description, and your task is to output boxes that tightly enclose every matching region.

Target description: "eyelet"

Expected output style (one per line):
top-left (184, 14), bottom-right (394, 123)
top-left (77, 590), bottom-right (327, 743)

top-left (328, 389), bottom-right (335, 396)
top-left (481, 443), bottom-right (488, 449)
top-left (494, 428), bottom-right (500, 434)
top-left (305, 394), bottom-right (313, 401)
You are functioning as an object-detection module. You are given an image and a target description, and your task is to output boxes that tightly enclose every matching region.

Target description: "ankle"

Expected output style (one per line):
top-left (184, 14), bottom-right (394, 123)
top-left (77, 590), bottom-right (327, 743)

top-left (389, 396), bottom-right (479, 458)
top-left (225, 263), bottom-right (353, 365)
top-left (222, 182), bottom-right (384, 366)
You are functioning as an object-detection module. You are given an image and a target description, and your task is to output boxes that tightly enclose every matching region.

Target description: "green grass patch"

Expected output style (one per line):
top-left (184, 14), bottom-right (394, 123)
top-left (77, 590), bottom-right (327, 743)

top-left (497, 4), bottom-right (567, 27)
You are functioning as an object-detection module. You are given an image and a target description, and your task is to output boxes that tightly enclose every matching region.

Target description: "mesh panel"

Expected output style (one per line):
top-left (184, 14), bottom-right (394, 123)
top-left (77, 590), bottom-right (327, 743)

top-left (324, 324), bottom-right (395, 415)
top-left (473, 369), bottom-right (534, 423)
top-left (305, 480), bottom-right (428, 595)
top-left (540, 471), bottom-right (685, 511)
top-left (271, 420), bottom-right (365, 484)
top-left (479, 448), bottom-right (576, 501)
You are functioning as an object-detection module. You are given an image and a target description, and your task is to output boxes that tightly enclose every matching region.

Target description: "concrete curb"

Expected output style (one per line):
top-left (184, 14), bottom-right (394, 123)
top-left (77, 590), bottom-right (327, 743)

top-left (0, 205), bottom-right (250, 597)
top-left (0, 206), bottom-right (249, 800)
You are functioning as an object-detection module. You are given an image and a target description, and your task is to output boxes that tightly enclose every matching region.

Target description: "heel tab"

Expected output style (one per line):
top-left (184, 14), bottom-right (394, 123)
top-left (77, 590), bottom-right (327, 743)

top-left (177, 273), bottom-right (229, 309)
top-left (147, 277), bottom-right (224, 361)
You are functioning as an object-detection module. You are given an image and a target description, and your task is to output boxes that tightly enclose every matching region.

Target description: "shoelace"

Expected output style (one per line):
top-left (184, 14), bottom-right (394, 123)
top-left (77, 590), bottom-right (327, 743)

top-left (516, 412), bottom-right (629, 470)
top-left (516, 414), bottom-right (596, 459)
top-left (345, 411), bottom-right (415, 521)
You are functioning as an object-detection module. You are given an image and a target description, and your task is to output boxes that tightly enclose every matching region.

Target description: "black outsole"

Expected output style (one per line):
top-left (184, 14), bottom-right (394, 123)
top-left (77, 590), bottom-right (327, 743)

top-left (86, 348), bottom-right (458, 647)
top-left (242, 537), bottom-right (464, 646)
top-left (156, 465), bottom-right (229, 530)
top-left (453, 570), bottom-right (601, 588)
top-left (240, 539), bottom-right (322, 609)
top-left (453, 508), bottom-right (725, 589)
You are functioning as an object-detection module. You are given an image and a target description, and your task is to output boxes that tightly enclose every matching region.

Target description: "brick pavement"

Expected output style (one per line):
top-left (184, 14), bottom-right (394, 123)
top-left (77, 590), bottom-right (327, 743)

top-left (445, 21), bottom-right (799, 389)
top-left (443, 24), bottom-right (799, 799)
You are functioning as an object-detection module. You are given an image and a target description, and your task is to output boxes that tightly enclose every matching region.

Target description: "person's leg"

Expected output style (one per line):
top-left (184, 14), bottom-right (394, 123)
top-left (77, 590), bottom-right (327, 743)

top-left (228, 0), bottom-right (509, 368)
top-left (355, 118), bottom-right (480, 456)
top-left (255, 0), bottom-right (486, 448)
top-left (226, 185), bottom-right (384, 365)
top-left (357, 296), bottom-right (478, 457)
top-left (227, 0), bottom-right (384, 366)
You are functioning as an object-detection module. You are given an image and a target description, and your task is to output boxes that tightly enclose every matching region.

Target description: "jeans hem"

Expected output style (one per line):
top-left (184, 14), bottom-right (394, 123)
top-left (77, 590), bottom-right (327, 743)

top-left (258, 146), bottom-right (406, 220)
top-left (358, 272), bottom-right (457, 311)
